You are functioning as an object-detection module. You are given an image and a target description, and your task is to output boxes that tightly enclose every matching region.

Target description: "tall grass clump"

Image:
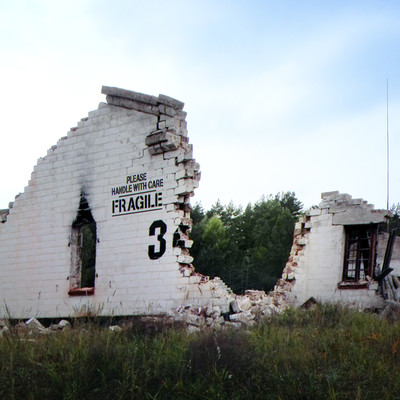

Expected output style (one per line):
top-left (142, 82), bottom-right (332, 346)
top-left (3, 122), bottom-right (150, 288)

top-left (1, 305), bottom-right (400, 399)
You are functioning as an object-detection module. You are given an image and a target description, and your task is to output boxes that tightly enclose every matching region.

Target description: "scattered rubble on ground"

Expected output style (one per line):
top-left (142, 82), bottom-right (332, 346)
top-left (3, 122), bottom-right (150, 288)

top-left (1, 318), bottom-right (72, 338)
top-left (0, 289), bottom-right (292, 336)
top-left (109, 325), bottom-right (123, 333)
top-left (2, 293), bottom-right (400, 336)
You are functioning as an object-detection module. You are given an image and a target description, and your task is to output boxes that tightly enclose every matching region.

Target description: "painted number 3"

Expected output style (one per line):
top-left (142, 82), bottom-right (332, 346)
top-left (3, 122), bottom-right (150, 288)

top-left (148, 220), bottom-right (167, 260)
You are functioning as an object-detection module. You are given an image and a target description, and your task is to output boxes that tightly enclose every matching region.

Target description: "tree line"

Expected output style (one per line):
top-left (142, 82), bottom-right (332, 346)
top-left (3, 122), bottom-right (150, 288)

top-left (189, 192), bottom-right (302, 294)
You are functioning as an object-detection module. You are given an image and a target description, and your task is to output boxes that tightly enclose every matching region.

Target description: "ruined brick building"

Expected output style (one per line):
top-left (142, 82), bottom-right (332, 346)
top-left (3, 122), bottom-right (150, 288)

top-left (0, 88), bottom-right (398, 321)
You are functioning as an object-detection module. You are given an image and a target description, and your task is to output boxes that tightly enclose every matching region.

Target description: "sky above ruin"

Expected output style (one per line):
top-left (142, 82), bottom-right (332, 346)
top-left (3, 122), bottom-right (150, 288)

top-left (1, 0), bottom-right (400, 211)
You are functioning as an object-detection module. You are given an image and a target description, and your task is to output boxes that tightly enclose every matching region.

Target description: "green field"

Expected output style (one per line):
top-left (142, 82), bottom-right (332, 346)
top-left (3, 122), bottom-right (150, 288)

top-left (1, 305), bottom-right (400, 399)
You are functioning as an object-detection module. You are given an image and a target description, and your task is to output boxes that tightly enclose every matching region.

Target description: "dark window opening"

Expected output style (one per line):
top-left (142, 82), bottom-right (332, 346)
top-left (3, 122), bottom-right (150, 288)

top-left (69, 194), bottom-right (96, 295)
top-left (342, 225), bottom-right (377, 283)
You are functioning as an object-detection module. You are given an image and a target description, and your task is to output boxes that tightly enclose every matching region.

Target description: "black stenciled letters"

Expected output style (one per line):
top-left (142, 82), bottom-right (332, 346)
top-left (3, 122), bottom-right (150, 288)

top-left (148, 220), bottom-right (167, 260)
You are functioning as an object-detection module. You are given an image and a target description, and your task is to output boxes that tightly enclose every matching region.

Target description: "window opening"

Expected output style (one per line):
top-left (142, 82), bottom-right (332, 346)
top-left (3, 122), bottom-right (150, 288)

top-left (342, 225), bottom-right (377, 282)
top-left (69, 194), bottom-right (96, 295)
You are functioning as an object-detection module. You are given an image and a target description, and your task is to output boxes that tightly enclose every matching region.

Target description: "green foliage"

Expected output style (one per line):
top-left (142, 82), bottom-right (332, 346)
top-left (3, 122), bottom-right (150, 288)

top-left (190, 192), bottom-right (302, 293)
top-left (389, 203), bottom-right (400, 235)
top-left (1, 306), bottom-right (400, 399)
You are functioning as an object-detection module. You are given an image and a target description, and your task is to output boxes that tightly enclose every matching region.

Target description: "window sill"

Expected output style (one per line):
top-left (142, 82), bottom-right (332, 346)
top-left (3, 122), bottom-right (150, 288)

top-left (68, 287), bottom-right (95, 296)
top-left (337, 281), bottom-right (369, 290)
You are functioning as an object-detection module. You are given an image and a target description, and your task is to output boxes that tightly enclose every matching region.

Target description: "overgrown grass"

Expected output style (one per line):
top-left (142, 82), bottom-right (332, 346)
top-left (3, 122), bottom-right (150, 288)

top-left (1, 305), bottom-right (400, 399)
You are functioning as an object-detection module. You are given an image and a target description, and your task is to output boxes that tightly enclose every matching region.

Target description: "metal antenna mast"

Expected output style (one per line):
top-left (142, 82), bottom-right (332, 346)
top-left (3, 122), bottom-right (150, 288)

top-left (387, 78), bottom-right (390, 211)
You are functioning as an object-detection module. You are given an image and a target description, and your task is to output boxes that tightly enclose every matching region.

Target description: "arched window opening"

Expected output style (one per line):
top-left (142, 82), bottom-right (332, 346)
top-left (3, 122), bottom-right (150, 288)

top-left (69, 194), bottom-right (96, 296)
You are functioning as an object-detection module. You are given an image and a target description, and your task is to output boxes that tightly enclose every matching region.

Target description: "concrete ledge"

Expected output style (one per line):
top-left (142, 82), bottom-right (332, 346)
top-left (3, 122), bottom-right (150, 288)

top-left (106, 95), bottom-right (160, 116)
top-left (102, 86), bottom-right (158, 105)
top-left (102, 86), bottom-right (184, 111)
top-left (332, 208), bottom-right (388, 225)
top-left (158, 94), bottom-right (184, 111)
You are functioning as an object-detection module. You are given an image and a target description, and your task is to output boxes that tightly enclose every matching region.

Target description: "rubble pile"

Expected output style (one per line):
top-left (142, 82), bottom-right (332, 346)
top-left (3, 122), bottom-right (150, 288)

top-left (172, 289), bottom-right (288, 331)
top-left (0, 317), bottom-right (71, 338)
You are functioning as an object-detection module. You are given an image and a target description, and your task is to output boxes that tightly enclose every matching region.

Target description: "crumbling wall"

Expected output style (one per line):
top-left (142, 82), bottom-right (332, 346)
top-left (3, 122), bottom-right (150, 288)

top-left (274, 191), bottom-right (389, 309)
top-left (4, 89), bottom-right (392, 324)
top-left (0, 86), bottom-right (233, 319)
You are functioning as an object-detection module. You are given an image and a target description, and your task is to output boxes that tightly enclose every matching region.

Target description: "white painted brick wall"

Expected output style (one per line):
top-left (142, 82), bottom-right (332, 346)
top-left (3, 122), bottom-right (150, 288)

top-left (286, 192), bottom-right (386, 309)
top-left (0, 88), bottom-right (233, 319)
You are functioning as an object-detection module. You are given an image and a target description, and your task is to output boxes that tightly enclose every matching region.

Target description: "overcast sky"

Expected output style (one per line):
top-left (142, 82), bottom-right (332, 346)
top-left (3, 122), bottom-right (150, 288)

top-left (1, 0), bottom-right (400, 211)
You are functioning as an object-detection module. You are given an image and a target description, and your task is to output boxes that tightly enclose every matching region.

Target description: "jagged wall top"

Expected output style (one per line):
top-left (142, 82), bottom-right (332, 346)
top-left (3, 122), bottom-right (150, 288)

top-left (309, 190), bottom-right (389, 226)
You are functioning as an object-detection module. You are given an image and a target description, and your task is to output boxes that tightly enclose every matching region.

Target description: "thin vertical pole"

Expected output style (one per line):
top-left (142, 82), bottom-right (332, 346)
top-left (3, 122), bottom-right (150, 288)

top-left (387, 78), bottom-right (389, 210)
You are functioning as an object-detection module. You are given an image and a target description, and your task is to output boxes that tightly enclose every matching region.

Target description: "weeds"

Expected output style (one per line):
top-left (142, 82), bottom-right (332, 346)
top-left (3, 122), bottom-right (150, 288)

top-left (1, 305), bottom-right (400, 399)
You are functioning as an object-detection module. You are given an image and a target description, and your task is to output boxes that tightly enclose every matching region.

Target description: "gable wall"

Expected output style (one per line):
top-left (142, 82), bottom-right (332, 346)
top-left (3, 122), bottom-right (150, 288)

top-left (0, 87), bottom-right (232, 319)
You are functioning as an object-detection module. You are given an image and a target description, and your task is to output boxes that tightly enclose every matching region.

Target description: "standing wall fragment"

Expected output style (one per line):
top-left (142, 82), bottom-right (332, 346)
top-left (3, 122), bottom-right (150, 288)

top-left (0, 86), bottom-right (232, 319)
